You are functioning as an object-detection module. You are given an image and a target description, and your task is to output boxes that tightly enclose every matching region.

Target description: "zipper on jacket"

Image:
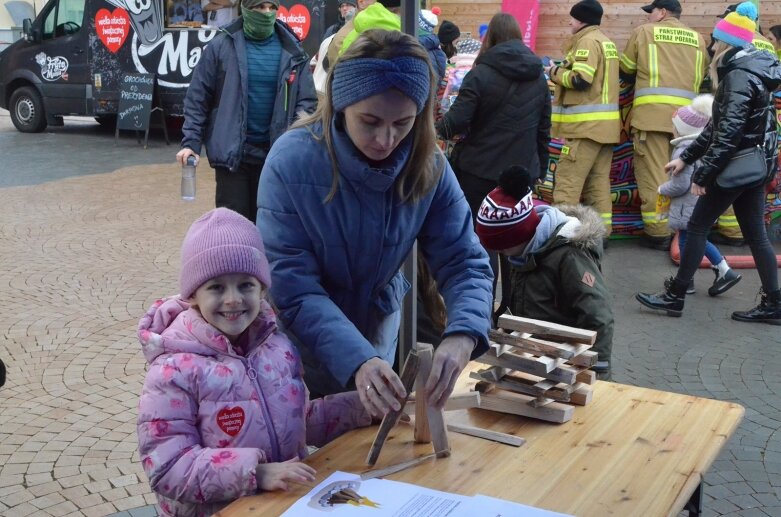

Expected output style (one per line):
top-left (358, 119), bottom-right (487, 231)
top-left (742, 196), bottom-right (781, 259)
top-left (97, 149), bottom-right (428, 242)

top-left (242, 358), bottom-right (282, 462)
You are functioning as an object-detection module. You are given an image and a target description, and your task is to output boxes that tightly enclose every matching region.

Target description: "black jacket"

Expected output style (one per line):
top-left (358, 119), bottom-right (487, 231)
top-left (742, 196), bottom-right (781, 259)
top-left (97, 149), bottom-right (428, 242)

top-left (681, 46), bottom-right (781, 187)
top-left (436, 39), bottom-right (551, 181)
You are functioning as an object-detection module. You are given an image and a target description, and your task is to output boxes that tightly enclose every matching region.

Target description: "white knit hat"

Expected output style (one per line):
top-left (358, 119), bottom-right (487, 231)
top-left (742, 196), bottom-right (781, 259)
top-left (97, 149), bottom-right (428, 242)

top-left (418, 7), bottom-right (440, 32)
top-left (672, 94), bottom-right (714, 137)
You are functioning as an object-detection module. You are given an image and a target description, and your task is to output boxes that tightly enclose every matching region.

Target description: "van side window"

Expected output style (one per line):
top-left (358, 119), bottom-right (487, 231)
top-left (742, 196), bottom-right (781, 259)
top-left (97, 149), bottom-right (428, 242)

top-left (42, 0), bottom-right (86, 39)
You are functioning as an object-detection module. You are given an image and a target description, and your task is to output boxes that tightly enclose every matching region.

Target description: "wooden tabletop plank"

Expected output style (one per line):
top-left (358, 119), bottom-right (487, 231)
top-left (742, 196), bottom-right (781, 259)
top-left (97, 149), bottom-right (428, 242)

top-left (217, 379), bottom-right (743, 517)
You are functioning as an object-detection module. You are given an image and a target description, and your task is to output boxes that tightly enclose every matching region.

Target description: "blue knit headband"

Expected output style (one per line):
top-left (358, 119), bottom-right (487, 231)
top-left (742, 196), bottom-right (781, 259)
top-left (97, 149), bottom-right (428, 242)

top-left (331, 57), bottom-right (431, 114)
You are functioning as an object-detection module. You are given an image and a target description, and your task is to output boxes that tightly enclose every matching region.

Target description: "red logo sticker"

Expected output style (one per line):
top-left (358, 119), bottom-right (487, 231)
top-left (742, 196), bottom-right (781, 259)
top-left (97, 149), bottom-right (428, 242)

top-left (216, 407), bottom-right (245, 436)
top-left (95, 8), bottom-right (130, 53)
top-left (581, 271), bottom-right (595, 287)
top-left (277, 4), bottom-right (311, 40)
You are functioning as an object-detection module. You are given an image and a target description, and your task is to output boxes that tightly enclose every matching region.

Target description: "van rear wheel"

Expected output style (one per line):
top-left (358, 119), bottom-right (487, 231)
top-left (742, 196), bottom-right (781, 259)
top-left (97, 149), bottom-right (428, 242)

top-left (10, 86), bottom-right (47, 133)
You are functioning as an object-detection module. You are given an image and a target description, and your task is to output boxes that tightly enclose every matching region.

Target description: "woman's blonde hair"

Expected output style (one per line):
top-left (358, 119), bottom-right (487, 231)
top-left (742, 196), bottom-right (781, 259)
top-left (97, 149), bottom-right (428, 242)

top-left (709, 40), bottom-right (732, 90)
top-left (292, 29), bottom-right (443, 203)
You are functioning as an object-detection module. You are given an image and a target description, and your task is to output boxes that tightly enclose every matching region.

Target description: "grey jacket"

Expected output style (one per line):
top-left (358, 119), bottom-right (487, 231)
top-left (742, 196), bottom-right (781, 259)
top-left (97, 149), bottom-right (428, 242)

top-left (181, 19), bottom-right (317, 171)
top-left (659, 135), bottom-right (700, 231)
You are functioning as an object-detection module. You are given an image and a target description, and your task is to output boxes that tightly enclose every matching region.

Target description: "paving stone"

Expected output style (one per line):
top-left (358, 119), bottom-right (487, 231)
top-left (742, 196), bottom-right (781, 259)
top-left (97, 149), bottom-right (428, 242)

top-left (128, 505), bottom-right (159, 517)
top-left (728, 494), bottom-right (763, 510)
top-left (81, 502), bottom-right (118, 517)
top-left (114, 496), bottom-right (147, 512)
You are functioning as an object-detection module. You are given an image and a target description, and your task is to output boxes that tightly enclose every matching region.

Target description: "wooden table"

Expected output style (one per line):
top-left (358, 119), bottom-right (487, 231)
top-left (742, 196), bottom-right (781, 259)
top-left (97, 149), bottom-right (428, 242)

top-left (218, 379), bottom-right (743, 517)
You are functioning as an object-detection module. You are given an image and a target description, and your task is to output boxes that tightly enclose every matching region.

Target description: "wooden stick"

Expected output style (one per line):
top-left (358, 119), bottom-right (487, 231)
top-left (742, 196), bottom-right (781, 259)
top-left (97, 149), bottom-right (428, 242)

top-left (489, 330), bottom-right (585, 359)
top-left (366, 350), bottom-right (419, 466)
top-left (497, 315), bottom-right (596, 345)
top-left (414, 343), bottom-right (433, 443)
top-left (360, 452), bottom-right (439, 480)
top-left (446, 423), bottom-right (525, 447)
top-left (404, 391), bottom-right (480, 415)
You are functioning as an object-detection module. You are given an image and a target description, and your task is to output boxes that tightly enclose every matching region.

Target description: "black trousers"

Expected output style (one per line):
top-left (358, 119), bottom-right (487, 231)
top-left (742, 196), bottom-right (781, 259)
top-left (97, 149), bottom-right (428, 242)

top-left (214, 145), bottom-right (269, 224)
top-left (675, 182), bottom-right (778, 293)
top-left (458, 172), bottom-right (511, 311)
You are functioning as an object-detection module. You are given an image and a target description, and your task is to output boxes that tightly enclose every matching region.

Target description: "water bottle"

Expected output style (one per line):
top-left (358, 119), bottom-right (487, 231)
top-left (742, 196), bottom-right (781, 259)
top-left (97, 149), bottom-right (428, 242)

top-left (181, 155), bottom-right (197, 200)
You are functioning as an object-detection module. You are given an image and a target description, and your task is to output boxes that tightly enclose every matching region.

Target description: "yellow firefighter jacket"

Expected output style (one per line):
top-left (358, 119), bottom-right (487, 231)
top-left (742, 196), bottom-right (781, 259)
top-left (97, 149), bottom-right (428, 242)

top-left (752, 32), bottom-right (776, 55)
top-left (620, 17), bottom-right (709, 133)
top-left (549, 25), bottom-right (620, 144)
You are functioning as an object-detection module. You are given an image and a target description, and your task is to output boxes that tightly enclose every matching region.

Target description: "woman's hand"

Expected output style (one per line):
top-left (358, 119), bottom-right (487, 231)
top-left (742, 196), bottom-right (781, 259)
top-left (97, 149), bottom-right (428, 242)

top-left (355, 357), bottom-right (406, 419)
top-left (426, 335), bottom-right (474, 409)
top-left (255, 458), bottom-right (316, 491)
top-left (176, 148), bottom-right (199, 167)
top-left (691, 183), bottom-right (707, 196)
top-left (664, 158), bottom-right (685, 176)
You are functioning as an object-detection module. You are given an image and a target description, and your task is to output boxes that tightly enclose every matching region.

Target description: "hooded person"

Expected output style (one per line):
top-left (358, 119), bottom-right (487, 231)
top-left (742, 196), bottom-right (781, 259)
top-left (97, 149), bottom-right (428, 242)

top-left (476, 166), bottom-right (614, 379)
top-left (436, 13), bottom-right (551, 319)
top-left (637, 2), bottom-right (781, 325)
top-left (324, 0), bottom-right (357, 38)
top-left (177, 0), bottom-right (316, 224)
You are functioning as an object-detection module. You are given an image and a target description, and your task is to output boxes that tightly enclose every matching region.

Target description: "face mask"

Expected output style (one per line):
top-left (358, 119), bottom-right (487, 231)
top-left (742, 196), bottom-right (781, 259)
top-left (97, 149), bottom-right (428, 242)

top-left (242, 7), bottom-right (276, 40)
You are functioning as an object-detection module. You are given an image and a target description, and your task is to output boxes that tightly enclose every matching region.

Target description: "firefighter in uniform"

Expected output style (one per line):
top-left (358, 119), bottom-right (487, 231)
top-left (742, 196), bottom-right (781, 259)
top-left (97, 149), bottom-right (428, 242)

top-left (546, 0), bottom-right (619, 237)
top-left (619, 0), bottom-right (708, 249)
top-left (705, 3), bottom-right (775, 246)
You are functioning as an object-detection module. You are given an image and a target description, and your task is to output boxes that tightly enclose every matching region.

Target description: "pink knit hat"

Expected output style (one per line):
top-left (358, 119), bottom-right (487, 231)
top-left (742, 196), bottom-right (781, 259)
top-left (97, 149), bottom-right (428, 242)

top-left (672, 94), bottom-right (714, 137)
top-left (180, 208), bottom-right (271, 298)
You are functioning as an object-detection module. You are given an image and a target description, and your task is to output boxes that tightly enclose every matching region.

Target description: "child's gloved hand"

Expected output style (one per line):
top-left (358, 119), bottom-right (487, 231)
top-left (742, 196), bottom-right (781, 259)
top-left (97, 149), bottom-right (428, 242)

top-left (255, 457), bottom-right (316, 491)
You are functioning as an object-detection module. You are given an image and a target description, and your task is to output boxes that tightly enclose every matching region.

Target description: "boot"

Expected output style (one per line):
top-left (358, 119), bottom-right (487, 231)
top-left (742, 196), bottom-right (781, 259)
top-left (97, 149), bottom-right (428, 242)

top-left (731, 289), bottom-right (781, 325)
top-left (708, 267), bottom-right (742, 297)
top-left (636, 277), bottom-right (686, 317)
top-left (639, 233), bottom-right (672, 251)
top-left (665, 276), bottom-right (695, 294)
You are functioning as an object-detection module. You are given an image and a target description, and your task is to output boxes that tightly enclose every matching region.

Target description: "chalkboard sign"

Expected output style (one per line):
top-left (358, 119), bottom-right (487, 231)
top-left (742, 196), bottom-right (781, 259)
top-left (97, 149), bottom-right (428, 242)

top-left (116, 73), bottom-right (155, 131)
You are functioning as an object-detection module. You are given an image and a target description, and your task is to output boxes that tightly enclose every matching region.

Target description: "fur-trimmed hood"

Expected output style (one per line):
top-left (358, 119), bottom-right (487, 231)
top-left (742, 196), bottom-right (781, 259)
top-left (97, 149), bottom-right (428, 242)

top-left (552, 204), bottom-right (606, 252)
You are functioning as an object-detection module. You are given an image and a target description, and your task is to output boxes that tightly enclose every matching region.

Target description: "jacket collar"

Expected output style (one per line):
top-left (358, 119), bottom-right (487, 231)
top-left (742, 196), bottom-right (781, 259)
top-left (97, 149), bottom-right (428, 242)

top-left (329, 117), bottom-right (412, 193)
top-left (565, 25), bottom-right (600, 51)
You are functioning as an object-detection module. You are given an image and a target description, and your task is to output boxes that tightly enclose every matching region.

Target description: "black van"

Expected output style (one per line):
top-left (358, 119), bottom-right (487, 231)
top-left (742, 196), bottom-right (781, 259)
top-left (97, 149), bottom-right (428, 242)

top-left (0, 0), bottom-right (329, 132)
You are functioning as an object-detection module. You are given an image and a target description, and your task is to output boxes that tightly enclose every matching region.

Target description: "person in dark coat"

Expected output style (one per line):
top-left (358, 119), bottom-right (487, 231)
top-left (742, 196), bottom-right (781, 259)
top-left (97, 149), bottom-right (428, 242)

top-left (177, 0), bottom-right (317, 223)
top-left (435, 12), bottom-right (551, 322)
top-left (637, 2), bottom-right (781, 325)
top-left (324, 0), bottom-right (356, 39)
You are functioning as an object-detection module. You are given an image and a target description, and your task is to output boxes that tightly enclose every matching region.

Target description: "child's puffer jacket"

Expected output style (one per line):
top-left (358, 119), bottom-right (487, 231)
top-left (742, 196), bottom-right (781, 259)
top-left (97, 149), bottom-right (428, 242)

top-left (137, 297), bottom-right (371, 516)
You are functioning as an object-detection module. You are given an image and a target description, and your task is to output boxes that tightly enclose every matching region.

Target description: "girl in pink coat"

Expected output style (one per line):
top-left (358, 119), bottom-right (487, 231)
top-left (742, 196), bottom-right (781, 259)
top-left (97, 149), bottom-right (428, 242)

top-left (137, 208), bottom-right (371, 516)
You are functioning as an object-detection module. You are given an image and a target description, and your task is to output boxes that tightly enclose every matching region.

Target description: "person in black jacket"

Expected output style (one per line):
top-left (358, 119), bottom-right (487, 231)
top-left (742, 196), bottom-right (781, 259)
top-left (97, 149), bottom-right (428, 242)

top-left (637, 2), bottom-right (781, 325)
top-left (435, 12), bottom-right (551, 322)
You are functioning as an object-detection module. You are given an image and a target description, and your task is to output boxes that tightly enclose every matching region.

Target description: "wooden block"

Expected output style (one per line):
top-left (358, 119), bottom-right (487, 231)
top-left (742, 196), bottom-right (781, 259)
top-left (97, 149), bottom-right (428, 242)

top-left (568, 350), bottom-right (598, 368)
top-left (405, 391), bottom-right (481, 415)
top-left (497, 315), bottom-right (597, 345)
top-left (489, 330), bottom-right (586, 359)
top-left (361, 452), bottom-right (438, 481)
top-left (414, 344), bottom-right (433, 444)
top-left (478, 388), bottom-right (574, 423)
top-left (476, 345), bottom-right (561, 376)
top-left (446, 423), bottom-right (525, 447)
top-left (427, 395), bottom-right (451, 458)
top-left (576, 369), bottom-right (597, 385)
top-left (469, 370), bottom-right (573, 403)
top-left (569, 383), bottom-right (593, 406)
top-left (366, 350), bottom-right (419, 466)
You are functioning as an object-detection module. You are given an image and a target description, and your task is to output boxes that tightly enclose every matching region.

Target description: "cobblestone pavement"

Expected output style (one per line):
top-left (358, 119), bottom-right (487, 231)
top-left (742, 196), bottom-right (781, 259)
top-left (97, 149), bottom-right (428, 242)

top-left (0, 121), bottom-right (780, 516)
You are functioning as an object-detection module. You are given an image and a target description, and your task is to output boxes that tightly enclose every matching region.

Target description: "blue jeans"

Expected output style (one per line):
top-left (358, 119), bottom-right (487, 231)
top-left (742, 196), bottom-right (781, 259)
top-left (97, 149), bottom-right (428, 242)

top-left (678, 230), bottom-right (724, 267)
top-left (675, 183), bottom-right (778, 293)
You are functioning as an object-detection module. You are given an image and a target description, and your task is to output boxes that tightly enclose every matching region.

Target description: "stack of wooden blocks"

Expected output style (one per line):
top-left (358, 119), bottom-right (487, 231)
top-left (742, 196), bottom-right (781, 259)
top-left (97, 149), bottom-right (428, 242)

top-left (471, 314), bottom-right (599, 424)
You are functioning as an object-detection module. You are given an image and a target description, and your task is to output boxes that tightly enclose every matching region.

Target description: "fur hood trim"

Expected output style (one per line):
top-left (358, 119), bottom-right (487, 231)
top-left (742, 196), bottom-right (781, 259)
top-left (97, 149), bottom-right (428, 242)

top-left (555, 204), bottom-right (606, 250)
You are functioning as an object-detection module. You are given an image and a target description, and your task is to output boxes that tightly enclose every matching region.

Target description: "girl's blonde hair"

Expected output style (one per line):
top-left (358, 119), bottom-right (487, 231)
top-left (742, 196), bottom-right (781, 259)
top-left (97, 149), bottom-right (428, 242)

top-left (292, 29), bottom-right (443, 203)
top-left (709, 40), bottom-right (732, 90)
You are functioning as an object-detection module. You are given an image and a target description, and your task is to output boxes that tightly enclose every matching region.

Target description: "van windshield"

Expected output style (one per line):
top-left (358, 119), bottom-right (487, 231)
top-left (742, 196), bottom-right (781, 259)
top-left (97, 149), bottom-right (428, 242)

top-left (42, 0), bottom-right (86, 39)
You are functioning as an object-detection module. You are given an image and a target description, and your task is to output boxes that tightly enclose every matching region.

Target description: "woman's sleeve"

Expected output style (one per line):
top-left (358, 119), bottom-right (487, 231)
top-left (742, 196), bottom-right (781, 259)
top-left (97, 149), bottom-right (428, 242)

top-left (417, 160), bottom-right (494, 357)
top-left (257, 156), bottom-right (380, 388)
top-left (137, 362), bottom-right (263, 503)
top-left (436, 68), bottom-right (482, 140)
top-left (692, 73), bottom-right (754, 186)
top-left (537, 77), bottom-right (552, 179)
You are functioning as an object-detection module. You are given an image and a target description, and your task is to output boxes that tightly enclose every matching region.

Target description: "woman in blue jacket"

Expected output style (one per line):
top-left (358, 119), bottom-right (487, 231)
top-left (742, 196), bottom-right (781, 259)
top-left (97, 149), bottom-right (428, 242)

top-left (257, 29), bottom-right (493, 416)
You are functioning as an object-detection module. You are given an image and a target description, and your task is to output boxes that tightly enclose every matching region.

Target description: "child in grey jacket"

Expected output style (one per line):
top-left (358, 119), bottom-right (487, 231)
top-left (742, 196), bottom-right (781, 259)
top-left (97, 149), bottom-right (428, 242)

top-left (659, 93), bottom-right (741, 296)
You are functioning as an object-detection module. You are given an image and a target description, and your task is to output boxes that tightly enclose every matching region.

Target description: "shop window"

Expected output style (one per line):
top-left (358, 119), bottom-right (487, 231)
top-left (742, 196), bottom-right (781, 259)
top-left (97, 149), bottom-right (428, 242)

top-left (166, 0), bottom-right (204, 28)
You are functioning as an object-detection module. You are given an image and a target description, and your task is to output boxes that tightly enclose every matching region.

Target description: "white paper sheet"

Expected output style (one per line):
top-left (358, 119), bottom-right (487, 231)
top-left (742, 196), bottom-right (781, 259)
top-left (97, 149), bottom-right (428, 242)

top-left (280, 471), bottom-right (573, 517)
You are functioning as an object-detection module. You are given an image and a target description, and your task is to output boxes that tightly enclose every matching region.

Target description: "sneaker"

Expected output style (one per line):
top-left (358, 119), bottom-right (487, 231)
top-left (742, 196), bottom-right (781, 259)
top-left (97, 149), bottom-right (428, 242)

top-left (639, 233), bottom-right (672, 251)
top-left (665, 276), bottom-right (695, 294)
top-left (708, 268), bottom-right (742, 297)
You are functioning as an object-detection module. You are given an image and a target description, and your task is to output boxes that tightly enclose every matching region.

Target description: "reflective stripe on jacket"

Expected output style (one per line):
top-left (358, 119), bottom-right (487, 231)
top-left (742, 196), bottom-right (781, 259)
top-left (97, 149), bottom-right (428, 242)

top-left (550, 26), bottom-right (620, 144)
top-left (620, 18), bottom-right (709, 133)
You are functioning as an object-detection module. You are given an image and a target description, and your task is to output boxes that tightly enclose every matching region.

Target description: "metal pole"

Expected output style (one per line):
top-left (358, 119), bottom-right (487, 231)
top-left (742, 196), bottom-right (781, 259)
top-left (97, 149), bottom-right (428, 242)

top-left (398, 0), bottom-right (420, 366)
